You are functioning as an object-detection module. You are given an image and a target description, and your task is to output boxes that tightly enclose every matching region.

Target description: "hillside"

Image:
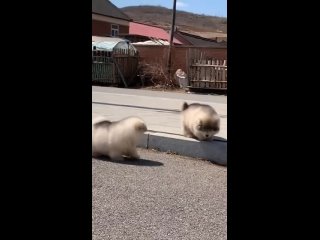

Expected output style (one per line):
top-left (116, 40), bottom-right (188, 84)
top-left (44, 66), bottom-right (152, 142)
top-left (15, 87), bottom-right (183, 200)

top-left (121, 5), bottom-right (227, 39)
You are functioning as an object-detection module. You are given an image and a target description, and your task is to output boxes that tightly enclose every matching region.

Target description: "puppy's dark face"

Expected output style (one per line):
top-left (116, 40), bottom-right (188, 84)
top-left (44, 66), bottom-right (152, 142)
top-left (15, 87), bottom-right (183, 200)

top-left (134, 122), bottom-right (147, 133)
top-left (195, 118), bottom-right (220, 141)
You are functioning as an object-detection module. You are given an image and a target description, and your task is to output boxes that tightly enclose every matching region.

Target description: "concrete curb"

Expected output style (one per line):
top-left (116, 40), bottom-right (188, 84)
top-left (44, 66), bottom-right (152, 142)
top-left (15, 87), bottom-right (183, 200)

top-left (138, 132), bottom-right (227, 166)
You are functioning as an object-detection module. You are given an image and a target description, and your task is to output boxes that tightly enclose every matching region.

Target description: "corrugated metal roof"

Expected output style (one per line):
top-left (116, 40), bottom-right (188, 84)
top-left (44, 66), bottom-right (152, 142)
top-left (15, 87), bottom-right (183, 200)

top-left (129, 22), bottom-right (182, 45)
top-left (92, 0), bottom-right (131, 21)
top-left (92, 36), bottom-right (125, 43)
top-left (92, 36), bottom-right (136, 52)
top-left (133, 39), bottom-right (170, 45)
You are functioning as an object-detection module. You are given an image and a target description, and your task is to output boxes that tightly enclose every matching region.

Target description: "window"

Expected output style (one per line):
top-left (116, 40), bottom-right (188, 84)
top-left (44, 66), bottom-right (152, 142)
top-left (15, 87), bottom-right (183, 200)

top-left (111, 24), bottom-right (119, 37)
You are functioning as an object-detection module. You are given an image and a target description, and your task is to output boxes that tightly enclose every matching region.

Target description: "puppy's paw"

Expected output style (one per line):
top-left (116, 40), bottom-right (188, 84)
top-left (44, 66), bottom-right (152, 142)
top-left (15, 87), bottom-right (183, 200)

top-left (183, 133), bottom-right (193, 138)
top-left (128, 153), bottom-right (140, 160)
top-left (92, 152), bottom-right (101, 158)
top-left (109, 152), bottom-right (124, 161)
top-left (127, 151), bottom-right (140, 160)
top-left (182, 128), bottom-right (194, 139)
top-left (183, 132), bottom-right (195, 139)
top-left (130, 154), bottom-right (140, 160)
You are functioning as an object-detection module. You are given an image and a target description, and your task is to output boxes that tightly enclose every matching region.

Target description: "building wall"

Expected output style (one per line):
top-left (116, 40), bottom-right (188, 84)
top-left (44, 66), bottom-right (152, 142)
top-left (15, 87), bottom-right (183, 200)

top-left (92, 20), bottom-right (129, 37)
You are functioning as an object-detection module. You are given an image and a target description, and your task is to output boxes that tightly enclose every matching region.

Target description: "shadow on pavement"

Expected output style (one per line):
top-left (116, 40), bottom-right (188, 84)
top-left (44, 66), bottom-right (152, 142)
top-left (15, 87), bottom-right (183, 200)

top-left (213, 136), bottom-right (227, 142)
top-left (92, 101), bottom-right (180, 114)
top-left (94, 156), bottom-right (164, 167)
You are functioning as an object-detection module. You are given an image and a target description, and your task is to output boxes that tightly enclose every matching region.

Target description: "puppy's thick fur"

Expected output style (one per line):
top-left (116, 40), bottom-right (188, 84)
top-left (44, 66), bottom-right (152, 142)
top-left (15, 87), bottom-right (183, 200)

top-left (92, 116), bottom-right (147, 160)
top-left (181, 102), bottom-right (220, 141)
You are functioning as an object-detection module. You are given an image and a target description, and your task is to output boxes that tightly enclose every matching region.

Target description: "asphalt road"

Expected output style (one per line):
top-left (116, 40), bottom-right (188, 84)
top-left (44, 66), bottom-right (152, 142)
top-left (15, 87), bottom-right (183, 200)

top-left (92, 148), bottom-right (227, 240)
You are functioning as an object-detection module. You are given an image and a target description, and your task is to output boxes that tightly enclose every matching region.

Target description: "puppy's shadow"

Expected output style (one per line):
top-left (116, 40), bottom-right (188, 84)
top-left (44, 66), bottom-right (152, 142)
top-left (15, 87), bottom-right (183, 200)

top-left (94, 156), bottom-right (164, 167)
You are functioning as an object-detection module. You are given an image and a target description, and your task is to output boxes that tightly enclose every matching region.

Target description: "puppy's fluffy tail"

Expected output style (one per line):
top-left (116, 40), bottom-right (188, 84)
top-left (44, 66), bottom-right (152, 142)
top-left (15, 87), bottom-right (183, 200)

top-left (182, 102), bottom-right (189, 111)
top-left (92, 115), bottom-right (108, 125)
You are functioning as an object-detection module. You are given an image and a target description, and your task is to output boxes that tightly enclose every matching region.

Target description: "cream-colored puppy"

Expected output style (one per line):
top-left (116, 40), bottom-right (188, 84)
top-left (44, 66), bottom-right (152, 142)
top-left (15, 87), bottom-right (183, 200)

top-left (92, 116), bottom-right (147, 160)
top-left (181, 102), bottom-right (220, 141)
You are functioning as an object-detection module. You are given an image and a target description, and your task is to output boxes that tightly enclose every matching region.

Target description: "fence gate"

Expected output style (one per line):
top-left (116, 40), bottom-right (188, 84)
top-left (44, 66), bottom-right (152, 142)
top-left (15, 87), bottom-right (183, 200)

top-left (92, 48), bottom-right (139, 87)
top-left (92, 50), bottom-right (115, 84)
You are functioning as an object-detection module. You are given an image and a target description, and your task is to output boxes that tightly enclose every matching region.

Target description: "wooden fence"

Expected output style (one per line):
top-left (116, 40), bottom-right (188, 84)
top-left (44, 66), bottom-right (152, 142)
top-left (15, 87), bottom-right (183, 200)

top-left (187, 48), bottom-right (227, 90)
top-left (92, 48), bottom-right (139, 87)
top-left (189, 59), bottom-right (227, 90)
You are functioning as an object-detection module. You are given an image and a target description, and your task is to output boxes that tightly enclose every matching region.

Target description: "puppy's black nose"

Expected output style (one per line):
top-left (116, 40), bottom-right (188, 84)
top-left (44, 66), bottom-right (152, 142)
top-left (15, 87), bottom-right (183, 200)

top-left (206, 134), bottom-right (209, 137)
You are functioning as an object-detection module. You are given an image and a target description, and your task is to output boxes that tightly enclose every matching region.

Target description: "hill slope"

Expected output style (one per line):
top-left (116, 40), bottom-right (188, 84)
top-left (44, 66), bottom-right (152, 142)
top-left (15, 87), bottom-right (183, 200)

top-left (121, 5), bottom-right (227, 39)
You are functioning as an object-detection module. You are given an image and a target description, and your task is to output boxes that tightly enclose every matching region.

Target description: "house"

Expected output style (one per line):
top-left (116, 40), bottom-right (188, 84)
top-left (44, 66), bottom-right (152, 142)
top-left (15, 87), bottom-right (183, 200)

top-left (174, 30), bottom-right (227, 47)
top-left (118, 22), bottom-right (183, 45)
top-left (119, 21), bottom-right (226, 47)
top-left (92, 0), bottom-right (131, 37)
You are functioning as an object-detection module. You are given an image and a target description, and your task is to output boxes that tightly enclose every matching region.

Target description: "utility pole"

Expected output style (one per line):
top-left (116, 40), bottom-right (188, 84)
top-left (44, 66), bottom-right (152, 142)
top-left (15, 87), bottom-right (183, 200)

top-left (167, 0), bottom-right (177, 78)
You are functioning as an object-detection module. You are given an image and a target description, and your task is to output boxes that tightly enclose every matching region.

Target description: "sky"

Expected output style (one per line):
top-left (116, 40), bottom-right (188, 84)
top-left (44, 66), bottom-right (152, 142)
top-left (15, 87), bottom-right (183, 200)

top-left (109, 0), bottom-right (227, 17)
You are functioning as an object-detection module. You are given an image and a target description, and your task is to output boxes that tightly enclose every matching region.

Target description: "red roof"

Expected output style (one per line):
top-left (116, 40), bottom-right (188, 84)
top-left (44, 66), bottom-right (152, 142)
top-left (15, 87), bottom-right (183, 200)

top-left (129, 22), bottom-right (183, 45)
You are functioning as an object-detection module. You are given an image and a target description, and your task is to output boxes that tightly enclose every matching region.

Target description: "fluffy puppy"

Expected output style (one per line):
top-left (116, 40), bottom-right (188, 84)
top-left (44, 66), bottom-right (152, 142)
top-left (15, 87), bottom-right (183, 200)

top-left (181, 102), bottom-right (220, 141)
top-left (92, 116), bottom-right (147, 160)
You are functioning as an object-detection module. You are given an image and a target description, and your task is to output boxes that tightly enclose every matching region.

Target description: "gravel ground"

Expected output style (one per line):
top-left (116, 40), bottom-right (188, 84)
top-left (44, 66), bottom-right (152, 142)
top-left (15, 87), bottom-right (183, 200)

top-left (92, 148), bottom-right (227, 240)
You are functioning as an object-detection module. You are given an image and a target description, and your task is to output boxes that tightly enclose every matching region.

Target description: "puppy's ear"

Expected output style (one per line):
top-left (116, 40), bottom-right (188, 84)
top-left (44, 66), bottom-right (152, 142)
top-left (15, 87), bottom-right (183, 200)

top-left (135, 122), bottom-right (147, 132)
top-left (182, 102), bottom-right (189, 111)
